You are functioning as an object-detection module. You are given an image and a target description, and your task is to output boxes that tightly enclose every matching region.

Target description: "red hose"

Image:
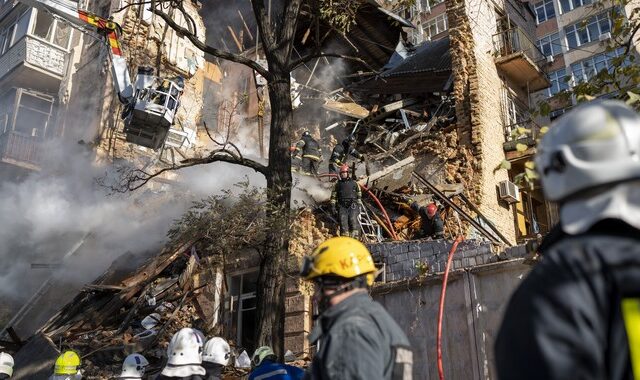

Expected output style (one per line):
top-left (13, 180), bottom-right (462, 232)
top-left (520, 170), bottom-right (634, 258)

top-left (359, 183), bottom-right (399, 240)
top-left (437, 236), bottom-right (464, 380)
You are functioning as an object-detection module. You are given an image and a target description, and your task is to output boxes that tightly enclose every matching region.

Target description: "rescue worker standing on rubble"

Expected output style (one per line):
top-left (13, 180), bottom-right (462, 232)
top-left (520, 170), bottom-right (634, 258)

top-left (158, 328), bottom-right (206, 380)
top-left (0, 352), bottom-right (13, 379)
top-left (293, 131), bottom-right (322, 175)
top-left (330, 164), bottom-right (362, 238)
top-left (329, 135), bottom-right (364, 175)
top-left (49, 351), bottom-right (82, 380)
top-left (248, 346), bottom-right (303, 380)
top-left (410, 201), bottom-right (444, 239)
top-left (495, 100), bottom-right (640, 380)
top-left (202, 337), bottom-right (231, 380)
top-left (300, 237), bottom-right (413, 379)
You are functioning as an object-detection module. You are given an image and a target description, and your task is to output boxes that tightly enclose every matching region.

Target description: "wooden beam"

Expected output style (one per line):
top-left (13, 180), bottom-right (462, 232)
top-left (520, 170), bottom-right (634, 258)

top-left (237, 10), bottom-right (254, 41)
top-left (227, 25), bottom-right (243, 51)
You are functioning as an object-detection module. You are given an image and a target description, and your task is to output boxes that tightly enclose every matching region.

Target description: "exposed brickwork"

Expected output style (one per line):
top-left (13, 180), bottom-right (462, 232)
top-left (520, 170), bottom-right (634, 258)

top-left (369, 239), bottom-right (529, 282)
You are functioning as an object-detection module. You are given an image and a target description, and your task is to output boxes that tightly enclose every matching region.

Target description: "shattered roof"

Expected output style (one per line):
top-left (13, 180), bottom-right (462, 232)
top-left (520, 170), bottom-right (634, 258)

top-left (348, 37), bottom-right (452, 95)
top-left (382, 37), bottom-right (451, 77)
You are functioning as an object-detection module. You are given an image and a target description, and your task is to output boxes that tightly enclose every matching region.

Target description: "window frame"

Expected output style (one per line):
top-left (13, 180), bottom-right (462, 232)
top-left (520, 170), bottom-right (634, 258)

top-left (534, 0), bottom-right (556, 24)
top-left (547, 68), bottom-right (570, 97)
top-left (538, 32), bottom-right (562, 57)
top-left (423, 13), bottom-right (448, 40)
top-left (564, 11), bottom-right (613, 50)
top-left (570, 47), bottom-right (626, 83)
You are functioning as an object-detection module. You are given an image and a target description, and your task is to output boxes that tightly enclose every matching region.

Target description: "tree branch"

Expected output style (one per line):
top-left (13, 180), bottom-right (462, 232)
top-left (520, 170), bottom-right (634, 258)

top-left (250, 0), bottom-right (275, 50)
top-left (113, 149), bottom-right (268, 192)
top-left (152, 7), bottom-right (271, 79)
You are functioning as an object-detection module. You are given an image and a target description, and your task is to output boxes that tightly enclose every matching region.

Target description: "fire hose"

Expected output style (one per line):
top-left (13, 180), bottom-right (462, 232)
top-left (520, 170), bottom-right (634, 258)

top-left (437, 236), bottom-right (464, 380)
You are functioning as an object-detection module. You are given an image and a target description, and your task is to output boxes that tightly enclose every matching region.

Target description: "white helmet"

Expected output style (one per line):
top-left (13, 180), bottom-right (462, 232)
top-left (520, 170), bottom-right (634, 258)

top-left (166, 328), bottom-right (204, 366)
top-left (535, 100), bottom-right (640, 202)
top-left (118, 353), bottom-right (149, 378)
top-left (202, 337), bottom-right (231, 365)
top-left (0, 352), bottom-right (13, 377)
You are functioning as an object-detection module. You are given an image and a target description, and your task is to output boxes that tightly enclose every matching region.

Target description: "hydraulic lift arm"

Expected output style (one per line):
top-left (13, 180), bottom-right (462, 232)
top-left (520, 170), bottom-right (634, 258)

top-left (17, 0), bottom-right (134, 103)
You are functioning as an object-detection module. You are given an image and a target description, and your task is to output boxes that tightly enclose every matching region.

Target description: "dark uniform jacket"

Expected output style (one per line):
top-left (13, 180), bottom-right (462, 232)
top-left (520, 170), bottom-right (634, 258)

top-left (306, 292), bottom-right (413, 380)
top-left (330, 179), bottom-right (361, 207)
top-left (330, 142), bottom-right (362, 165)
top-left (157, 376), bottom-right (204, 380)
top-left (495, 219), bottom-right (640, 380)
top-left (410, 202), bottom-right (444, 238)
top-left (296, 135), bottom-right (321, 160)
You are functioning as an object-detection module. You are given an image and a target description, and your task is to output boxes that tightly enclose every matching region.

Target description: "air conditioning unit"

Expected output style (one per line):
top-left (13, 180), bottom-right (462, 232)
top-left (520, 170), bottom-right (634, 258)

top-left (546, 55), bottom-right (554, 63)
top-left (599, 32), bottom-right (612, 41)
top-left (499, 180), bottom-right (520, 203)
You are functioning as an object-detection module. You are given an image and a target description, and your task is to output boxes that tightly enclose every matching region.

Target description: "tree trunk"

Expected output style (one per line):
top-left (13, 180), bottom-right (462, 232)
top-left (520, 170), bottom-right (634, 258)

top-left (255, 71), bottom-right (293, 360)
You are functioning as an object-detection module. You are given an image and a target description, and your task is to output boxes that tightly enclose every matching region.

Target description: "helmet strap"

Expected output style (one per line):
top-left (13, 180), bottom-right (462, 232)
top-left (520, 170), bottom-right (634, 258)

top-left (315, 276), bottom-right (367, 315)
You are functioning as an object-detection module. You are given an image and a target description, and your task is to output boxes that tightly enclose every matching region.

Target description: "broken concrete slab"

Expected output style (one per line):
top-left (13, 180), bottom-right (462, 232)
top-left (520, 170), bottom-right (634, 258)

top-left (322, 100), bottom-right (370, 118)
top-left (359, 156), bottom-right (416, 192)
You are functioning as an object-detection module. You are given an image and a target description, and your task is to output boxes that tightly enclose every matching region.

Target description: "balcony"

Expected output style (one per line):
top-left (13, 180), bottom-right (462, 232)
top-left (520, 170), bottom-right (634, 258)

top-left (492, 27), bottom-right (551, 92)
top-left (0, 35), bottom-right (68, 92)
top-left (0, 130), bottom-right (42, 170)
top-left (503, 119), bottom-right (539, 155)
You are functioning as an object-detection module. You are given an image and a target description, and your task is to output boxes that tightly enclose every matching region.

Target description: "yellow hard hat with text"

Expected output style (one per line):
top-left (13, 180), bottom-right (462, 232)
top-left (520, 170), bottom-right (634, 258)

top-left (54, 350), bottom-right (80, 375)
top-left (301, 237), bottom-right (377, 286)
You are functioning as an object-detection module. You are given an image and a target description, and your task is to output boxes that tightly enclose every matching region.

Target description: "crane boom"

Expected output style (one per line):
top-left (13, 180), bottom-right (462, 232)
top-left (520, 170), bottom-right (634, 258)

top-left (18, 0), bottom-right (134, 102)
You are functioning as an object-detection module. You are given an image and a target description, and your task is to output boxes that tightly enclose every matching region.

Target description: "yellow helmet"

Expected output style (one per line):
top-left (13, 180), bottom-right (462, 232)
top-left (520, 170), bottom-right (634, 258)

top-left (54, 350), bottom-right (80, 375)
top-left (301, 237), bottom-right (377, 286)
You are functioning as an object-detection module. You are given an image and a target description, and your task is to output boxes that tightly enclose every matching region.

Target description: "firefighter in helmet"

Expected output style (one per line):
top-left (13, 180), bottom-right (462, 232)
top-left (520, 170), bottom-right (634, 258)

top-left (495, 100), bottom-right (640, 379)
top-left (330, 164), bottom-right (362, 238)
top-left (293, 131), bottom-right (322, 175)
top-left (300, 237), bottom-right (413, 379)
top-left (410, 201), bottom-right (444, 239)
top-left (328, 135), bottom-right (364, 175)
top-left (49, 351), bottom-right (82, 380)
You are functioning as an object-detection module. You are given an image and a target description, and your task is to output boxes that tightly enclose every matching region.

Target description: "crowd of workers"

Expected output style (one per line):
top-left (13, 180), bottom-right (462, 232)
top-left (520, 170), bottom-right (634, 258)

top-left (1, 99), bottom-right (637, 379)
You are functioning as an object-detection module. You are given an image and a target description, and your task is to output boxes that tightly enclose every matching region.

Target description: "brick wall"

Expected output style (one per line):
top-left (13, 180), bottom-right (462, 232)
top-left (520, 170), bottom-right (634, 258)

top-left (369, 239), bottom-right (529, 282)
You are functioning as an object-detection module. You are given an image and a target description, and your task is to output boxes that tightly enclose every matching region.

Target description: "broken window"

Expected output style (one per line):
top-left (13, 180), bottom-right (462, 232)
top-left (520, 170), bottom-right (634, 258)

top-left (32, 10), bottom-right (72, 49)
top-left (228, 269), bottom-right (259, 353)
top-left (13, 90), bottom-right (54, 138)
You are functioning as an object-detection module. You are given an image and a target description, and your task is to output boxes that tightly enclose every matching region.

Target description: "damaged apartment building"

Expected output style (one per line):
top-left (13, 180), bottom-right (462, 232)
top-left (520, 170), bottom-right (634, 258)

top-left (0, 0), bottom-right (209, 182)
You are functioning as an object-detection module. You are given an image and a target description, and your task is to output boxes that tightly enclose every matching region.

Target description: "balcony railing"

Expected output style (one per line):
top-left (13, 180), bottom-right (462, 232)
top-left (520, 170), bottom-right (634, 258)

top-left (492, 27), bottom-right (550, 91)
top-left (503, 119), bottom-right (539, 152)
top-left (493, 27), bottom-right (544, 63)
top-left (0, 35), bottom-right (67, 82)
top-left (0, 131), bottom-right (42, 168)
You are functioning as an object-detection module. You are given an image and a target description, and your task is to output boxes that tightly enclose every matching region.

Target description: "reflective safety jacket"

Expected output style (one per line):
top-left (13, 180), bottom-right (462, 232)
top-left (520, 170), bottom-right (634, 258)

top-left (495, 220), bottom-right (640, 380)
top-left (330, 142), bottom-right (362, 166)
top-left (248, 360), bottom-right (304, 380)
top-left (306, 292), bottom-right (413, 380)
top-left (295, 135), bottom-right (321, 161)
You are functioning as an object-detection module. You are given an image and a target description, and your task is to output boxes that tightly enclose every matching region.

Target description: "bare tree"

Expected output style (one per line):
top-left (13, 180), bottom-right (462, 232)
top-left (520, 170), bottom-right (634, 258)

top-left (112, 0), bottom-right (380, 357)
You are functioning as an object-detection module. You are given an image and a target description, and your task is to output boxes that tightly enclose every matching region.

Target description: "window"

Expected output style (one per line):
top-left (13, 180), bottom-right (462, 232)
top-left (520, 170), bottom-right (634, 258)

top-left (414, 0), bottom-right (444, 13)
top-left (538, 32), bottom-right (562, 56)
top-left (564, 12), bottom-right (612, 49)
top-left (423, 14), bottom-right (448, 40)
top-left (228, 270), bottom-right (259, 353)
top-left (547, 68), bottom-right (570, 97)
top-left (559, 0), bottom-right (592, 13)
top-left (31, 10), bottom-right (72, 49)
top-left (13, 90), bottom-right (54, 138)
top-left (0, 10), bottom-right (31, 56)
top-left (571, 47), bottom-right (627, 83)
top-left (534, 0), bottom-right (555, 24)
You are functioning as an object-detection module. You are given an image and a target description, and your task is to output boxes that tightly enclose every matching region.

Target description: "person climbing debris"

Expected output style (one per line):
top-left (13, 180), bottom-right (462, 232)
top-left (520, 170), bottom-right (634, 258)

top-left (117, 353), bottom-right (148, 379)
top-left (495, 100), bottom-right (640, 380)
top-left (0, 352), bottom-right (13, 379)
top-left (49, 351), bottom-right (82, 380)
top-left (300, 237), bottom-right (413, 379)
top-left (202, 337), bottom-right (231, 380)
top-left (328, 135), bottom-right (364, 175)
top-left (248, 346), bottom-right (303, 380)
top-left (410, 201), bottom-right (444, 239)
top-left (158, 328), bottom-right (206, 379)
top-left (293, 131), bottom-right (322, 175)
top-left (330, 164), bottom-right (362, 238)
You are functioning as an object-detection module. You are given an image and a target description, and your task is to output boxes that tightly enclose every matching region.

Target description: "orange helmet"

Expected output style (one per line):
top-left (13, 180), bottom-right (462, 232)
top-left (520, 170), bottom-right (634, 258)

top-left (339, 164), bottom-right (349, 174)
top-left (426, 203), bottom-right (437, 217)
